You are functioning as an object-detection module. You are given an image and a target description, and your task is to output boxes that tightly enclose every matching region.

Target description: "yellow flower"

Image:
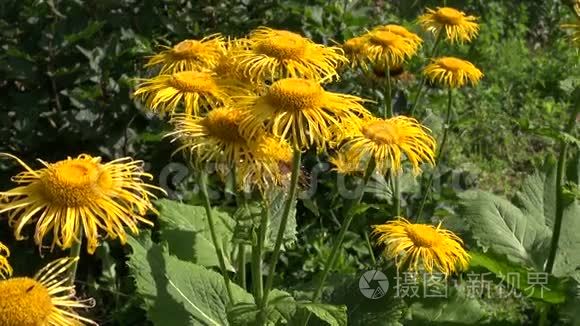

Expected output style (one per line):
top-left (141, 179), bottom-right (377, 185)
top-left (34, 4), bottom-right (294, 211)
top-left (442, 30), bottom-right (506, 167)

top-left (329, 150), bottom-right (365, 175)
top-left (0, 258), bottom-right (96, 325)
top-left (134, 71), bottom-right (241, 117)
top-left (240, 78), bottom-right (369, 150)
top-left (168, 107), bottom-right (255, 163)
top-left (372, 24), bottom-right (423, 48)
top-left (562, 21), bottom-right (580, 46)
top-left (145, 34), bottom-right (225, 73)
top-left (342, 36), bottom-right (368, 68)
top-left (372, 217), bottom-right (470, 276)
top-left (418, 7), bottom-right (479, 44)
top-left (237, 135), bottom-right (294, 190)
top-left (423, 57), bottom-right (483, 88)
top-left (0, 153), bottom-right (162, 254)
top-left (232, 27), bottom-right (347, 83)
top-left (360, 30), bottom-right (419, 67)
top-left (0, 242), bottom-right (12, 279)
top-left (337, 116), bottom-right (435, 174)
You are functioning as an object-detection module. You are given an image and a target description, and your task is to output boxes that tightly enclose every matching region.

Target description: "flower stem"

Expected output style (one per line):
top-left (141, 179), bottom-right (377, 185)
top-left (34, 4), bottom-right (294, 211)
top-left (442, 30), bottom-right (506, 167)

top-left (364, 231), bottom-right (377, 266)
top-left (410, 31), bottom-right (443, 117)
top-left (252, 196), bottom-right (270, 303)
top-left (545, 104), bottom-right (579, 273)
top-left (258, 149), bottom-right (302, 325)
top-left (198, 171), bottom-right (234, 303)
top-left (67, 226), bottom-right (83, 287)
top-left (236, 244), bottom-right (247, 289)
top-left (417, 88), bottom-right (453, 221)
top-left (393, 173), bottom-right (401, 217)
top-left (385, 66), bottom-right (393, 118)
top-left (302, 158), bottom-right (376, 326)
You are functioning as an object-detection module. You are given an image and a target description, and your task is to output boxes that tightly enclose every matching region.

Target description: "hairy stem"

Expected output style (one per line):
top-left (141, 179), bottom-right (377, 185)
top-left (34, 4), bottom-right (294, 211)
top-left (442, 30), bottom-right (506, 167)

top-left (410, 30), bottom-right (443, 117)
top-left (67, 226), bottom-right (83, 287)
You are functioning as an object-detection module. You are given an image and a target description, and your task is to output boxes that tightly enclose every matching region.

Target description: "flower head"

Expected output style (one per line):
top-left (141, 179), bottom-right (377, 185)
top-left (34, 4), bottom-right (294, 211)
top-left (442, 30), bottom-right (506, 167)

top-left (372, 24), bottom-right (423, 48)
top-left (336, 116), bottom-right (435, 174)
top-left (233, 27), bottom-right (347, 83)
top-left (418, 7), bottom-right (479, 43)
top-left (0, 242), bottom-right (12, 279)
top-left (168, 107), bottom-right (255, 163)
top-left (360, 30), bottom-right (420, 67)
top-left (237, 135), bottom-right (294, 190)
top-left (146, 34), bottom-right (225, 73)
top-left (423, 57), bottom-right (483, 88)
top-left (0, 258), bottom-right (96, 325)
top-left (240, 78), bottom-right (369, 150)
top-left (0, 153), bottom-right (162, 254)
top-left (372, 217), bottom-right (470, 276)
top-left (329, 150), bottom-right (365, 175)
top-left (341, 36), bottom-right (368, 68)
top-left (134, 71), bottom-right (241, 116)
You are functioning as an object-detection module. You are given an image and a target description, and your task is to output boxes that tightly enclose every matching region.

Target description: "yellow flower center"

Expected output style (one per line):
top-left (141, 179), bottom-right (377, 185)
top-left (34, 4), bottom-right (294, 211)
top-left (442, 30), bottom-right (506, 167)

top-left (369, 31), bottom-right (401, 47)
top-left (171, 40), bottom-right (206, 60)
top-left (266, 78), bottom-right (324, 112)
top-left (169, 71), bottom-right (217, 93)
top-left (436, 57), bottom-right (468, 72)
top-left (255, 31), bottom-right (308, 60)
top-left (202, 109), bottom-right (246, 144)
top-left (40, 158), bottom-right (110, 207)
top-left (0, 278), bottom-right (54, 326)
top-left (362, 120), bottom-right (400, 145)
top-left (434, 7), bottom-right (464, 25)
top-left (405, 224), bottom-right (441, 248)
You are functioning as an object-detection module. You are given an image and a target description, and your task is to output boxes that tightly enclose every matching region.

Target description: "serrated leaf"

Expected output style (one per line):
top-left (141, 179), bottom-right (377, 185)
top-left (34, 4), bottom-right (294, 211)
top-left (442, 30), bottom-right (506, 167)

top-left (155, 199), bottom-right (236, 270)
top-left (298, 302), bottom-right (347, 326)
top-left (460, 190), bottom-right (551, 269)
top-left (266, 190), bottom-right (297, 251)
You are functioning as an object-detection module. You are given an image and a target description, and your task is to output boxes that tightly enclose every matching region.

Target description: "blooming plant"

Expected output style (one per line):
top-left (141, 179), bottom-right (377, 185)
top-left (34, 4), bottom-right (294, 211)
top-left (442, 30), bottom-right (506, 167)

top-left (0, 2), bottom-right (579, 326)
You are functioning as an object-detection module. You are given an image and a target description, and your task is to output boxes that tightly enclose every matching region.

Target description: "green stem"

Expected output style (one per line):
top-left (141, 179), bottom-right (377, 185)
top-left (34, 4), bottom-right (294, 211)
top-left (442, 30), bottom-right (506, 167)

top-left (198, 171), bottom-right (234, 303)
top-left (237, 244), bottom-right (247, 289)
top-left (364, 231), bottom-right (377, 266)
top-left (410, 31), bottom-right (443, 117)
top-left (417, 88), bottom-right (453, 221)
top-left (393, 173), bottom-right (401, 217)
top-left (258, 149), bottom-right (302, 325)
top-left (252, 197), bottom-right (270, 303)
top-left (545, 104), bottom-right (579, 273)
top-left (385, 65), bottom-right (392, 118)
top-left (302, 158), bottom-right (376, 326)
top-left (67, 226), bottom-right (83, 286)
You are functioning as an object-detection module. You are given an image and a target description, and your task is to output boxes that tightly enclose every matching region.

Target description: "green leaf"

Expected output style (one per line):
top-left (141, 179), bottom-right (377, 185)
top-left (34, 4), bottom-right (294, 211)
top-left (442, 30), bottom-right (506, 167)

top-left (469, 251), bottom-right (568, 304)
top-left (553, 201), bottom-right (580, 278)
top-left (228, 289), bottom-right (297, 325)
top-left (460, 190), bottom-right (551, 269)
top-left (127, 234), bottom-right (253, 326)
top-left (407, 285), bottom-right (486, 324)
top-left (155, 199), bottom-right (236, 270)
top-left (297, 302), bottom-right (348, 326)
top-left (266, 190), bottom-right (297, 251)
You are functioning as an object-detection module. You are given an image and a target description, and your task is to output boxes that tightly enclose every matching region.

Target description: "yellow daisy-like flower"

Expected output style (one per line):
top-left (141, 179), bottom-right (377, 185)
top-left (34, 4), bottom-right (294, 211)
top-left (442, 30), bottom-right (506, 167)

top-left (423, 57), bottom-right (483, 88)
top-left (372, 24), bottom-right (423, 48)
top-left (168, 107), bottom-right (255, 163)
top-left (562, 21), bottom-right (580, 46)
top-left (372, 217), bottom-right (470, 276)
top-left (0, 257), bottom-right (96, 325)
top-left (360, 30), bottom-right (419, 67)
top-left (341, 36), bottom-right (368, 68)
top-left (240, 78), bottom-right (369, 150)
top-left (237, 135), bottom-right (294, 190)
top-left (145, 34), bottom-right (225, 73)
top-left (134, 70), bottom-right (240, 116)
top-left (329, 150), bottom-right (365, 175)
top-left (418, 7), bottom-right (479, 44)
top-left (0, 242), bottom-right (12, 278)
top-left (337, 116), bottom-right (436, 174)
top-left (232, 27), bottom-right (347, 83)
top-left (0, 153), bottom-right (162, 254)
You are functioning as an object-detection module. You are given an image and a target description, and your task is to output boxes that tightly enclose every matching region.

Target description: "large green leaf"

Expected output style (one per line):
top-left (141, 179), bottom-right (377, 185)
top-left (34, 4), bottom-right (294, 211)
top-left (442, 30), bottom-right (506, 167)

top-left (460, 190), bottom-right (551, 269)
top-left (127, 234), bottom-right (253, 326)
top-left (266, 190), bottom-right (298, 251)
top-left (298, 302), bottom-right (348, 326)
top-left (155, 199), bottom-right (236, 270)
top-left (553, 202), bottom-right (580, 278)
top-left (469, 252), bottom-right (568, 304)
